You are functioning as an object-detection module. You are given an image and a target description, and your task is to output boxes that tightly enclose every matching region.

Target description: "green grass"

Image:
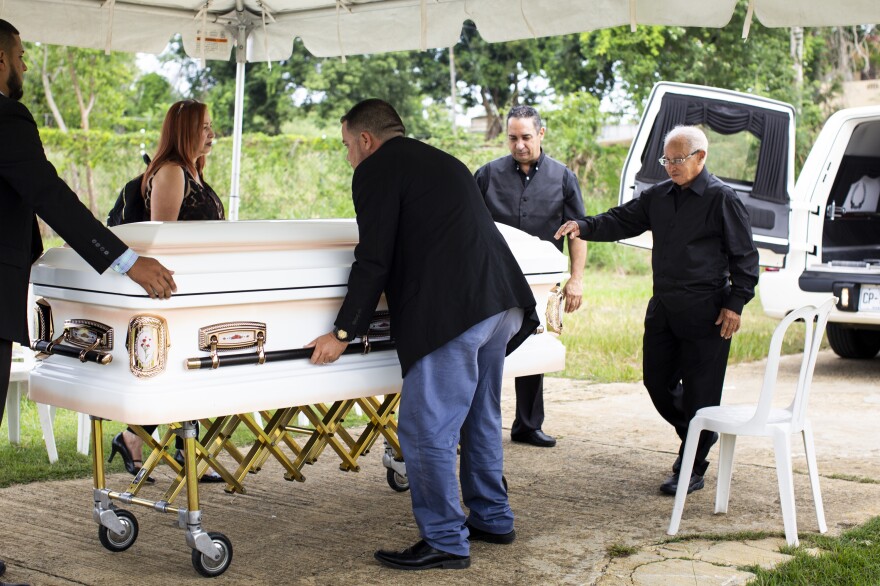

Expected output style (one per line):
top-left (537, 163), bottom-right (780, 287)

top-left (553, 261), bottom-right (814, 383)
top-left (607, 542), bottom-right (639, 558)
top-left (747, 517), bottom-right (880, 585)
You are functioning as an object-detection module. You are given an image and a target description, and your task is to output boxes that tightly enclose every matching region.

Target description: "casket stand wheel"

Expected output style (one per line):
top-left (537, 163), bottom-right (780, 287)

top-left (97, 509), bottom-right (138, 552)
top-left (192, 532), bottom-right (233, 578)
top-left (386, 468), bottom-right (410, 492)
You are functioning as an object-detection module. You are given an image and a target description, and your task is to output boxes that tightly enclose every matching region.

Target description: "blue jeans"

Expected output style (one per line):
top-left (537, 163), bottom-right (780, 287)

top-left (398, 308), bottom-right (524, 556)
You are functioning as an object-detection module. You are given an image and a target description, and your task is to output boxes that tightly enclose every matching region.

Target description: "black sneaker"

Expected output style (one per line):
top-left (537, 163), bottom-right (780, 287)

top-left (660, 471), bottom-right (705, 496)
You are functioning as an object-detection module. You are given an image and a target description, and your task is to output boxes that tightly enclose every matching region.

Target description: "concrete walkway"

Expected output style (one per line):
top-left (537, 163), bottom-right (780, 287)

top-left (0, 350), bottom-right (877, 585)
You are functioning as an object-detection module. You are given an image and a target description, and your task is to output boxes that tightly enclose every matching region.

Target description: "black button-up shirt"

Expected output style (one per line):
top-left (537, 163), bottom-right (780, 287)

top-left (574, 167), bottom-right (759, 314)
top-left (475, 151), bottom-right (584, 251)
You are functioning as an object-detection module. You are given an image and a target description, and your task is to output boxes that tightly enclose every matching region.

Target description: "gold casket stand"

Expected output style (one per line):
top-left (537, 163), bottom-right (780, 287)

top-left (28, 220), bottom-right (568, 577)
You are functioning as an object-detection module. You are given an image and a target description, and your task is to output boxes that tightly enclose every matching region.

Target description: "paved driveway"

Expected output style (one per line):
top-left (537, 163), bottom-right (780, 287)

top-left (0, 350), bottom-right (877, 585)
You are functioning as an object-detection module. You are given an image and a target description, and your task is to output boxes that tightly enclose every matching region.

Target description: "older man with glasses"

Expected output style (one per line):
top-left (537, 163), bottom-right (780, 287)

top-left (555, 125), bottom-right (759, 496)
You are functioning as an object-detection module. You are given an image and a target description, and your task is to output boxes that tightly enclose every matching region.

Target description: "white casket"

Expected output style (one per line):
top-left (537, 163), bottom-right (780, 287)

top-left (28, 220), bottom-right (568, 425)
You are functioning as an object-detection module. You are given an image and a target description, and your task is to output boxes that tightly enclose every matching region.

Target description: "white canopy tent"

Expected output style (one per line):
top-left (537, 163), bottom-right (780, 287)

top-left (2, 0), bottom-right (879, 219)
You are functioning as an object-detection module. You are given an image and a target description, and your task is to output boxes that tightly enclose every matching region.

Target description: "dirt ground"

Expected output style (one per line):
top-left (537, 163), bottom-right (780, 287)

top-left (0, 349), bottom-right (878, 585)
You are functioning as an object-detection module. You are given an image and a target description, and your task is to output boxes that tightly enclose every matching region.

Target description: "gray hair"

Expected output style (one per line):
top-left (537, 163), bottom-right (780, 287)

top-left (664, 125), bottom-right (708, 154)
top-left (507, 105), bottom-right (543, 132)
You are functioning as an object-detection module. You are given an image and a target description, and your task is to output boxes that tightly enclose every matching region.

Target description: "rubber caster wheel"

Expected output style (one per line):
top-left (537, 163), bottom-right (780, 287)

top-left (98, 509), bottom-right (139, 552)
top-left (192, 532), bottom-right (233, 577)
top-left (386, 468), bottom-right (410, 492)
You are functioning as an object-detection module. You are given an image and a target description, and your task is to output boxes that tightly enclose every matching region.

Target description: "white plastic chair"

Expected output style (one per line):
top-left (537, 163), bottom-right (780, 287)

top-left (6, 348), bottom-right (91, 462)
top-left (667, 297), bottom-right (836, 547)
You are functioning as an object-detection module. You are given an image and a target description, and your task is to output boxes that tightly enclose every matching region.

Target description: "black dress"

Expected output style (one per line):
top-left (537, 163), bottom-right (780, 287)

top-left (144, 166), bottom-right (225, 221)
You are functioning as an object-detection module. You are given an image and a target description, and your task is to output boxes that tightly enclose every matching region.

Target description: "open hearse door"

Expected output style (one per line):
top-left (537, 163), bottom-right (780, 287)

top-left (618, 82), bottom-right (797, 268)
top-left (760, 105), bottom-right (880, 359)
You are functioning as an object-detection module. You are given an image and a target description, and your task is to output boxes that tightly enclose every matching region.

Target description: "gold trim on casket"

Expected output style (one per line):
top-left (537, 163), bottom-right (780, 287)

top-left (545, 284), bottom-right (564, 335)
top-left (33, 298), bottom-right (54, 342)
top-left (63, 319), bottom-right (114, 351)
top-left (127, 315), bottom-right (170, 378)
top-left (197, 321), bottom-right (267, 369)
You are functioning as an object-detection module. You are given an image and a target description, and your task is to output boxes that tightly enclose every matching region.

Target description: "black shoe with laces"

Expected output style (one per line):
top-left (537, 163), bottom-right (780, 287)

top-left (660, 471), bottom-right (705, 495)
top-left (374, 540), bottom-right (470, 570)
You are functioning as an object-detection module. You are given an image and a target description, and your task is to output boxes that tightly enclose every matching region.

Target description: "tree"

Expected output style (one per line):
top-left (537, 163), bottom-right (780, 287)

top-left (24, 43), bottom-right (139, 213)
top-left (428, 24), bottom-right (559, 140)
top-left (299, 51), bottom-right (426, 126)
top-left (130, 72), bottom-right (176, 131)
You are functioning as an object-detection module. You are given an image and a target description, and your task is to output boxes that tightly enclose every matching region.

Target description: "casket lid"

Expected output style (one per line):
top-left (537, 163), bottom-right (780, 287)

top-left (31, 220), bottom-right (567, 305)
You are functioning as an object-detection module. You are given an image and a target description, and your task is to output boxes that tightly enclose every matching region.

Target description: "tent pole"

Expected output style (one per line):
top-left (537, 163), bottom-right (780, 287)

top-left (228, 23), bottom-right (247, 222)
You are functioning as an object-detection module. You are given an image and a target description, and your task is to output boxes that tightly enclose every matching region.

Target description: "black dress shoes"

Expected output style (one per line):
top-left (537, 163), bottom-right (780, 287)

top-left (511, 429), bottom-right (556, 447)
top-left (374, 539), bottom-right (470, 570)
top-left (465, 522), bottom-right (516, 544)
top-left (660, 471), bottom-right (705, 496)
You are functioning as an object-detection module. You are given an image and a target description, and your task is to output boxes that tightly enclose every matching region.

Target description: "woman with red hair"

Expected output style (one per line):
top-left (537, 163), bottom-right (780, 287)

top-left (109, 99), bottom-right (224, 482)
top-left (143, 99), bottom-right (223, 221)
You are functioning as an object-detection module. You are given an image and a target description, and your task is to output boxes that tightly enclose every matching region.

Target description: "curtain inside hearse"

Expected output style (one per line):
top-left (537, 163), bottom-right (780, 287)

top-left (636, 93), bottom-right (790, 204)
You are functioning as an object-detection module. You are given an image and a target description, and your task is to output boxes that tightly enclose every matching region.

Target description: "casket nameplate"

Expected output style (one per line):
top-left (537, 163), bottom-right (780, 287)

top-left (63, 319), bottom-right (114, 351)
top-left (197, 322), bottom-right (267, 369)
top-left (127, 315), bottom-right (169, 378)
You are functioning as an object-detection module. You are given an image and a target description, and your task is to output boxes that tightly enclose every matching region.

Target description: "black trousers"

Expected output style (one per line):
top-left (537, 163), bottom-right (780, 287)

top-left (642, 296), bottom-right (731, 476)
top-left (510, 373), bottom-right (545, 437)
top-left (0, 338), bottom-right (12, 428)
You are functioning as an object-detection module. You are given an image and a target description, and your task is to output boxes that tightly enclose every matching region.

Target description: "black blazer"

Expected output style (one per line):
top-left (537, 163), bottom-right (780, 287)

top-left (0, 95), bottom-right (127, 344)
top-left (335, 136), bottom-right (540, 376)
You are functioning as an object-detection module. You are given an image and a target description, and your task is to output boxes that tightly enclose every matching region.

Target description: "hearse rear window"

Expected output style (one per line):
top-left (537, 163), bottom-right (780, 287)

top-left (700, 125), bottom-right (759, 186)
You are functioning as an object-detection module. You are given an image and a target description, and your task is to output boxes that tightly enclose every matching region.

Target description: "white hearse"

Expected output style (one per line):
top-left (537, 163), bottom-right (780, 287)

top-left (619, 82), bottom-right (880, 359)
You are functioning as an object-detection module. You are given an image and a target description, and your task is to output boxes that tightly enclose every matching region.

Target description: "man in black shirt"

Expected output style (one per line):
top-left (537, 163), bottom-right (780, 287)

top-left (555, 125), bottom-right (759, 495)
top-left (475, 106), bottom-right (587, 448)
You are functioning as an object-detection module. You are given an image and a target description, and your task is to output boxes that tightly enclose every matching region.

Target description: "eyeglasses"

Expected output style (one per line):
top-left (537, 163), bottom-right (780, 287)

top-left (658, 150), bottom-right (699, 166)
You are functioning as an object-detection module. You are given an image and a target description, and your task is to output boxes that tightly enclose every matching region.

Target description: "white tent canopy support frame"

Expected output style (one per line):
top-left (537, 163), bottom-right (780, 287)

top-left (2, 0), bottom-right (879, 221)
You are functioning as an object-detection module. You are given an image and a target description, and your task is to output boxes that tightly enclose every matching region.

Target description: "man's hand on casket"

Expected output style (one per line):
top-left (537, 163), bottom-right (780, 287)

top-left (126, 256), bottom-right (178, 299)
top-left (306, 332), bottom-right (348, 365)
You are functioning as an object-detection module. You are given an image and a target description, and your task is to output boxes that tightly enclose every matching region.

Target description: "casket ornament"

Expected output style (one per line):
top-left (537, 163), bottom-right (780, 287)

top-left (184, 312), bottom-right (396, 370)
top-left (63, 319), bottom-right (114, 362)
top-left (127, 315), bottom-right (170, 378)
top-left (64, 319), bottom-right (114, 351)
top-left (30, 304), bottom-right (113, 364)
top-left (197, 321), bottom-right (267, 369)
top-left (545, 284), bottom-right (564, 335)
top-left (33, 298), bottom-right (54, 342)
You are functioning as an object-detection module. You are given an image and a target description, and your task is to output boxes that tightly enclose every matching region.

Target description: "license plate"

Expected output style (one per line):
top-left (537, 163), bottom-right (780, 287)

top-left (860, 285), bottom-right (880, 311)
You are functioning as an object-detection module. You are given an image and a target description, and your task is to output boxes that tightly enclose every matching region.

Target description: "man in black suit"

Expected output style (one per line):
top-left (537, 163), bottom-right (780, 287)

top-left (308, 99), bottom-right (539, 571)
top-left (0, 20), bottom-right (177, 585)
